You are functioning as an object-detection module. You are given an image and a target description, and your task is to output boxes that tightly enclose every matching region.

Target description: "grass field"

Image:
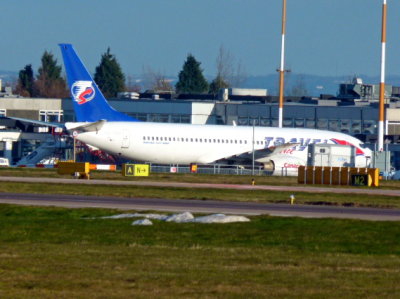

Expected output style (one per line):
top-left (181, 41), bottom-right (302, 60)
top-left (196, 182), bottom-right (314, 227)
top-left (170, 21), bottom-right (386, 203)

top-left (1, 180), bottom-right (400, 210)
top-left (3, 166), bottom-right (400, 189)
top-left (1, 168), bottom-right (400, 297)
top-left (0, 167), bottom-right (400, 208)
top-left (0, 204), bottom-right (400, 298)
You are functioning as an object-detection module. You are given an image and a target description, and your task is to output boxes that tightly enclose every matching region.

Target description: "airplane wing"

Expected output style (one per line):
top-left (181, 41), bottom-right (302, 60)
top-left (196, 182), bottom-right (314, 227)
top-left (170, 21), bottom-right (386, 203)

top-left (1, 116), bottom-right (65, 128)
top-left (198, 143), bottom-right (299, 164)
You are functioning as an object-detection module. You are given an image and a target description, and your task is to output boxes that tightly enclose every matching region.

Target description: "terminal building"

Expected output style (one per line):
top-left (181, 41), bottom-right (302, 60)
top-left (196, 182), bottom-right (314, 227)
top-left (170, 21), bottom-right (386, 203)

top-left (1, 82), bottom-right (400, 169)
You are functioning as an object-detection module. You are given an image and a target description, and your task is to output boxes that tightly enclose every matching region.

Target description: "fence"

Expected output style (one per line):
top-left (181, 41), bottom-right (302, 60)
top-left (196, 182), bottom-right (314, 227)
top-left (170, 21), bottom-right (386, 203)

top-left (149, 164), bottom-right (265, 176)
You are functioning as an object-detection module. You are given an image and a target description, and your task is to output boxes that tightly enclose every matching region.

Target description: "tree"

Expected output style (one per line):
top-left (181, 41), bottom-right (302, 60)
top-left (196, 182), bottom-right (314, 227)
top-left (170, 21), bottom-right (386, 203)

top-left (289, 75), bottom-right (308, 97)
top-left (209, 45), bottom-right (247, 94)
top-left (126, 75), bottom-right (142, 93)
top-left (142, 66), bottom-right (173, 92)
top-left (94, 47), bottom-right (126, 98)
top-left (35, 51), bottom-right (68, 98)
top-left (175, 54), bottom-right (209, 94)
top-left (209, 75), bottom-right (229, 95)
top-left (16, 64), bottom-right (34, 97)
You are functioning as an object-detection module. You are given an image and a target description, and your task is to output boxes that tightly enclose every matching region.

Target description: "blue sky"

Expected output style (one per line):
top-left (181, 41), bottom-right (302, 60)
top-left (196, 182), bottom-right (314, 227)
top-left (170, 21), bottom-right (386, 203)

top-left (1, 0), bottom-right (400, 78)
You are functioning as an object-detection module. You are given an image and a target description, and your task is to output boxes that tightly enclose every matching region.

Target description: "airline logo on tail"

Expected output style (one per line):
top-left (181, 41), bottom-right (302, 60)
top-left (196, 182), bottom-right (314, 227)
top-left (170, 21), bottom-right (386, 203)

top-left (71, 81), bottom-right (96, 105)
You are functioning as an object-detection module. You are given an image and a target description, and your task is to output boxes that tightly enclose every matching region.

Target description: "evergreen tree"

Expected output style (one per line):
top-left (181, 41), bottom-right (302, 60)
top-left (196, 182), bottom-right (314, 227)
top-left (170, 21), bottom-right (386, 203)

top-left (175, 54), bottom-right (209, 94)
top-left (16, 64), bottom-right (34, 97)
top-left (35, 51), bottom-right (68, 98)
top-left (209, 75), bottom-right (229, 95)
top-left (94, 47), bottom-right (126, 98)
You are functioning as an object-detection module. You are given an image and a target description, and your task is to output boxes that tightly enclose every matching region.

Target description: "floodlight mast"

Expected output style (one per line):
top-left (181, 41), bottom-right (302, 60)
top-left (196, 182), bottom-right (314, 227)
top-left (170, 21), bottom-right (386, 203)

top-left (378, 0), bottom-right (387, 151)
top-left (278, 0), bottom-right (287, 128)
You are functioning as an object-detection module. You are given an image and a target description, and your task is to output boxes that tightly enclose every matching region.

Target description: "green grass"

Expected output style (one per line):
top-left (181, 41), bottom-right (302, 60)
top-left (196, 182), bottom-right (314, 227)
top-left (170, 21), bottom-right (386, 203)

top-left (0, 167), bottom-right (400, 209)
top-left (2, 166), bottom-right (400, 189)
top-left (0, 180), bottom-right (399, 209)
top-left (0, 205), bottom-right (399, 298)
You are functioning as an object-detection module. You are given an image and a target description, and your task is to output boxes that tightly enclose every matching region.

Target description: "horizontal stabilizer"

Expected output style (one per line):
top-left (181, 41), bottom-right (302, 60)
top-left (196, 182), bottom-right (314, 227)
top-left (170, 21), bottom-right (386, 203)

top-left (65, 120), bottom-right (106, 133)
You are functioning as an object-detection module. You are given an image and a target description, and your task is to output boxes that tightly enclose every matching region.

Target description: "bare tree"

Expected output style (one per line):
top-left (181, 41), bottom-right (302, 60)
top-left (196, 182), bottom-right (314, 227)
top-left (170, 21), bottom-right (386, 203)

top-left (289, 74), bottom-right (308, 97)
top-left (216, 45), bottom-right (234, 83)
top-left (126, 75), bottom-right (142, 93)
top-left (142, 65), bottom-right (173, 92)
top-left (210, 45), bottom-right (247, 94)
top-left (231, 59), bottom-right (247, 87)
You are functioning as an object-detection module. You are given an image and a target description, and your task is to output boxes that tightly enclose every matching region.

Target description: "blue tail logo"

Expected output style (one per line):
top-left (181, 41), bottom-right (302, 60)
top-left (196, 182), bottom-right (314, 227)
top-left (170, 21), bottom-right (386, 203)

top-left (59, 43), bottom-right (138, 122)
top-left (71, 81), bottom-right (96, 105)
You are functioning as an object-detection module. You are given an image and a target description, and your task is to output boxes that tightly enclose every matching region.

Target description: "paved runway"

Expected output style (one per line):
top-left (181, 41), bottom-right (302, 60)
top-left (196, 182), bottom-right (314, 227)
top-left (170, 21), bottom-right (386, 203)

top-left (0, 191), bottom-right (400, 221)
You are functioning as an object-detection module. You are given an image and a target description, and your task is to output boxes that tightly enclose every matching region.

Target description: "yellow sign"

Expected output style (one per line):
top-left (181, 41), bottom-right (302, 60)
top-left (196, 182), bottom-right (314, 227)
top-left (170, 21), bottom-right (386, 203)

top-left (351, 174), bottom-right (371, 187)
top-left (57, 162), bottom-right (90, 179)
top-left (190, 163), bottom-right (198, 173)
top-left (123, 164), bottom-right (149, 176)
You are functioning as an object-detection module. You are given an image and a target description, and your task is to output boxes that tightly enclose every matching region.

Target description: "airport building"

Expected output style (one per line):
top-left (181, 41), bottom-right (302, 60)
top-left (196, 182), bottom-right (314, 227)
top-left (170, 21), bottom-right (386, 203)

top-left (1, 84), bottom-right (400, 168)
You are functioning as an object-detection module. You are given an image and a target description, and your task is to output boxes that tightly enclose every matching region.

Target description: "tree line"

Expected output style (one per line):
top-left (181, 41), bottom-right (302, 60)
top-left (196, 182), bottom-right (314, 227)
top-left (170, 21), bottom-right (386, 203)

top-left (15, 45), bottom-right (247, 99)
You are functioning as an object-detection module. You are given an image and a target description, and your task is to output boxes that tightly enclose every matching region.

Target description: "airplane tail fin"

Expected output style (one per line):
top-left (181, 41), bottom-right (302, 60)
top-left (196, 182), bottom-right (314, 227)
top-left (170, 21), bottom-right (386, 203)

top-left (59, 44), bottom-right (137, 122)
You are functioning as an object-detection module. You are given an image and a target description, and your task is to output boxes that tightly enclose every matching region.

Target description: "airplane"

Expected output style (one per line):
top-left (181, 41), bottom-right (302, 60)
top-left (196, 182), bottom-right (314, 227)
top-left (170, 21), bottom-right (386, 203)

top-left (60, 43), bottom-right (372, 172)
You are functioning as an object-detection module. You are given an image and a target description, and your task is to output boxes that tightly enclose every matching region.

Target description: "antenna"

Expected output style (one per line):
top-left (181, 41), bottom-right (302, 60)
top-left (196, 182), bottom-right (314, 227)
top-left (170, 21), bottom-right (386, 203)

top-left (278, 0), bottom-right (287, 128)
top-left (378, 0), bottom-right (387, 151)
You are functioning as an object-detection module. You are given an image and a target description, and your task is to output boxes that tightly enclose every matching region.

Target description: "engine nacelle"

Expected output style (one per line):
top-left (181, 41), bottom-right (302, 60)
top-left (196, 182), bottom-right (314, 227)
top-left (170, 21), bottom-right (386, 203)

top-left (263, 156), bottom-right (305, 176)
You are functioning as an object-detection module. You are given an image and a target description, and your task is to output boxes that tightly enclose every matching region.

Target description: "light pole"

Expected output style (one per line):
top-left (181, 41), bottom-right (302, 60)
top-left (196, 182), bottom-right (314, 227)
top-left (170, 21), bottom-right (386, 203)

top-left (378, 0), bottom-right (387, 151)
top-left (278, 0), bottom-right (287, 128)
top-left (252, 120), bottom-right (255, 175)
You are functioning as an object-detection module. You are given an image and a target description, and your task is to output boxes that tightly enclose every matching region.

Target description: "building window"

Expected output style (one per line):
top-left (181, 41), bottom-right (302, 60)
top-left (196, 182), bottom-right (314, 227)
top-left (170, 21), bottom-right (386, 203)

top-left (0, 109), bottom-right (6, 117)
top-left (39, 110), bottom-right (63, 122)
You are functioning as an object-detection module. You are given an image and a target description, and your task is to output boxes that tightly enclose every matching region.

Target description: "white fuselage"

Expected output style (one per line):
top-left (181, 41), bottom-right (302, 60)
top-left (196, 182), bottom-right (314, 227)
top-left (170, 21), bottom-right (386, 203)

top-left (67, 121), bottom-right (371, 169)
